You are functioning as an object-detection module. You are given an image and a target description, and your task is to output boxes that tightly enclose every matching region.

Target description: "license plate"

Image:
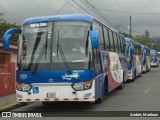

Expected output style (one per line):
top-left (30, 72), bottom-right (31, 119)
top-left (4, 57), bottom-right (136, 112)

top-left (47, 93), bottom-right (56, 98)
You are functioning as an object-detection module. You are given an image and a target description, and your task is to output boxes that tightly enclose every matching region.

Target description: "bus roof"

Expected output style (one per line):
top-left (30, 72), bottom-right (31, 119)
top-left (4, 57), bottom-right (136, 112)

top-left (124, 37), bottom-right (131, 43)
top-left (141, 44), bottom-right (145, 48)
top-left (150, 49), bottom-right (158, 54)
top-left (23, 14), bottom-right (93, 25)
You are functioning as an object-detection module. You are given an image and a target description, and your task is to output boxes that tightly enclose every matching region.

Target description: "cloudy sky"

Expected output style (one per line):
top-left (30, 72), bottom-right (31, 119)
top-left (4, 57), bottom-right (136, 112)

top-left (1, 0), bottom-right (160, 37)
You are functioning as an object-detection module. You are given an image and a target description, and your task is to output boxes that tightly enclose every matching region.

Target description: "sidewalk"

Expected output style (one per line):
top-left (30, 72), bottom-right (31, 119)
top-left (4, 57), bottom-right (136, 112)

top-left (0, 93), bottom-right (20, 111)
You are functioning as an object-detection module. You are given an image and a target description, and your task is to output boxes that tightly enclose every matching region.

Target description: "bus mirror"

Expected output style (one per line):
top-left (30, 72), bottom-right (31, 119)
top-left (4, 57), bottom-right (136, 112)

top-left (90, 25), bottom-right (99, 49)
top-left (3, 28), bottom-right (21, 51)
top-left (130, 46), bottom-right (134, 55)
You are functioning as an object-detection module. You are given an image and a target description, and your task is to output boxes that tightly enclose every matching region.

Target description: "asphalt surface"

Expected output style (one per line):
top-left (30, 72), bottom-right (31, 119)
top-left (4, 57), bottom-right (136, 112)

top-left (10, 66), bottom-right (160, 118)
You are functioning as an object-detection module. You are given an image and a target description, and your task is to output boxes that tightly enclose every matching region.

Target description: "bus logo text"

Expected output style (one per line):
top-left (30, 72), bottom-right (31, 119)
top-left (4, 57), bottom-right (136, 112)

top-left (62, 73), bottom-right (79, 80)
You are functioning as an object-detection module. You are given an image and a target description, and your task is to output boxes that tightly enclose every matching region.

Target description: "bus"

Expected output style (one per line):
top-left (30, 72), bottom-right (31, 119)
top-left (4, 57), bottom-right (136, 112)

top-left (158, 52), bottom-right (160, 63)
top-left (2, 14), bottom-right (128, 104)
top-left (141, 45), bottom-right (151, 72)
top-left (145, 46), bottom-right (151, 71)
top-left (124, 37), bottom-right (141, 80)
top-left (150, 49), bottom-right (159, 67)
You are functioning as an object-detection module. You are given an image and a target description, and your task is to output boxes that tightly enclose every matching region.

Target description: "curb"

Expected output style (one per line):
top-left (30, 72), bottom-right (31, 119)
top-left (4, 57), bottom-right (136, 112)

top-left (0, 102), bottom-right (28, 112)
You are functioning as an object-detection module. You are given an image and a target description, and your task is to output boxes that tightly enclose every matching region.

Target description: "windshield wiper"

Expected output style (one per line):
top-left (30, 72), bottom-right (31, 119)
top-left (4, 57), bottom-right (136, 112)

top-left (57, 30), bottom-right (71, 74)
top-left (31, 32), bottom-right (48, 75)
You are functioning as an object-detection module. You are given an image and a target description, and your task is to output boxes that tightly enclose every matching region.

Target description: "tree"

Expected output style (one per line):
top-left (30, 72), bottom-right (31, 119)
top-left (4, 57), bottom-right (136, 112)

top-left (145, 30), bottom-right (149, 38)
top-left (119, 32), bottom-right (132, 38)
top-left (134, 30), bottom-right (157, 49)
top-left (135, 35), bottom-right (152, 48)
top-left (0, 13), bottom-right (21, 42)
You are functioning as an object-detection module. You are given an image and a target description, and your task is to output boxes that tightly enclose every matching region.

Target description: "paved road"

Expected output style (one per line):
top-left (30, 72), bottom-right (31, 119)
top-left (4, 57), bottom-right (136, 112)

top-left (11, 66), bottom-right (160, 118)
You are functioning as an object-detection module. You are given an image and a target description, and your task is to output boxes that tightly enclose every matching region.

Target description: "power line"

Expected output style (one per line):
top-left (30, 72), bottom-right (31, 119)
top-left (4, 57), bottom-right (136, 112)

top-left (72, 0), bottom-right (90, 14)
top-left (55, 0), bottom-right (85, 15)
top-left (98, 8), bottom-right (160, 15)
top-left (55, 0), bottom-right (69, 15)
top-left (64, 0), bottom-right (84, 13)
top-left (80, 0), bottom-right (119, 30)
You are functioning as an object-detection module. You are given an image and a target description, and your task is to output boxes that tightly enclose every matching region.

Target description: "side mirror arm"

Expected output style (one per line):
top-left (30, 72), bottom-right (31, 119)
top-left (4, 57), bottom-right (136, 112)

top-left (3, 28), bottom-right (21, 51)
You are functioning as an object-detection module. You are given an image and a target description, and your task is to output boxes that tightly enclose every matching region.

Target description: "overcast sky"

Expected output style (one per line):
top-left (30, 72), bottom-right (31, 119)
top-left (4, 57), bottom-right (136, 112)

top-left (1, 0), bottom-right (160, 37)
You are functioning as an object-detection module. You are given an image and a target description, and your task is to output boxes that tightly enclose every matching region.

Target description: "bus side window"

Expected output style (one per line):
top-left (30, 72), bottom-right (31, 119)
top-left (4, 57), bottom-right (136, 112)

top-left (109, 31), bottom-right (114, 52)
top-left (113, 32), bottom-right (119, 52)
top-left (118, 36), bottom-right (122, 53)
top-left (103, 27), bottom-right (110, 51)
top-left (121, 37), bottom-right (125, 52)
top-left (94, 49), bottom-right (102, 76)
top-left (98, 25), bottom-right (105, 50)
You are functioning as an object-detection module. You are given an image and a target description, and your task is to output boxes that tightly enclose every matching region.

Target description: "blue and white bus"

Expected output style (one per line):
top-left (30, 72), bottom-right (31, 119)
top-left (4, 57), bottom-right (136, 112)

top-left (150, 49), bottom-right (159, 67)
top-left (2, 14), bottom-right (128, 104)
top-left (125, 37), bottom-right (141, 80)
top-left (141, 45), bottom-right (151, 72)
top-left (158, 52), bottom-right (160, 63)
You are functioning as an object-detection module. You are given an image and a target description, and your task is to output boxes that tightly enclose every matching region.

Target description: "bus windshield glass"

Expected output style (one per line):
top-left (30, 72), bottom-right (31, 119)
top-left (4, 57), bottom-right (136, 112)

top-left (150, 52), bottom-right (157, 60)
top-left (52, 21), bottom-right (92, 70)
top-left (125, 42), bottom-right (132, 64)
top-left (17, 21), bottom-right (92, 71)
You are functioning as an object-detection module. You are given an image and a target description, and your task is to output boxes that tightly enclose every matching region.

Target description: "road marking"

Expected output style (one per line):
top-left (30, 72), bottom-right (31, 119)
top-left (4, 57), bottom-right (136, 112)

top-left (144, 87), bottom-right (151, 95)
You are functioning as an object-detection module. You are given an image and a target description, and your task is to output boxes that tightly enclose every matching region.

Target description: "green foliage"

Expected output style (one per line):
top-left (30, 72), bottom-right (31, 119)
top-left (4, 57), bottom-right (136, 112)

top-left (152, 42), bottom-right (160, 51)
top-left (145, 30), bottom-right (149, 38)
top-left (135, 35), bottom-right (152, 48)
top-left (0, 20), bottom-right (21, 42)
top-left (120, 32), bottom-right (131, 38)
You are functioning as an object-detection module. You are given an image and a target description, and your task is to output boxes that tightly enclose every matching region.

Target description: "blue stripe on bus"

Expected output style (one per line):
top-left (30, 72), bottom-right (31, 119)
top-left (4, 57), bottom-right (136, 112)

top-left (17, 70), bottom-right (94, 84)
top-left (23, 14), bottom-right (93, 25)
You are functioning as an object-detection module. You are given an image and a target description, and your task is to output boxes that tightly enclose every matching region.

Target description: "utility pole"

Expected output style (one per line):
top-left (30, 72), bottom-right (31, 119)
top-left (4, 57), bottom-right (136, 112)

top-left (0, 12), bottom-right (4, 22)
top-left (129, 16), bottom-right (132, 39)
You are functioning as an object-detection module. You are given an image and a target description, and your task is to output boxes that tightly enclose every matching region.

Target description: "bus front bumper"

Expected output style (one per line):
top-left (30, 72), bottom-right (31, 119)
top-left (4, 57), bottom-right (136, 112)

top-left (151, 62), bottom-right (158, 66)
top-left (16, 81), bottom-right (95, 102)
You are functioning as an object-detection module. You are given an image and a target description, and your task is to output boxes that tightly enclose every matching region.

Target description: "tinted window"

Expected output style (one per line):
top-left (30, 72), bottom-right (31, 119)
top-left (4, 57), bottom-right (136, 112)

top-left (103, 27), bottom-right (110, 50)
top-left (109, 31), bottom-right (114, 51)
top-left (99, 25), bottom-right (104, 50)
top-left (118, 35), bottom-right (122, 53)
top-left (113, 32), bottom-right (118, 52)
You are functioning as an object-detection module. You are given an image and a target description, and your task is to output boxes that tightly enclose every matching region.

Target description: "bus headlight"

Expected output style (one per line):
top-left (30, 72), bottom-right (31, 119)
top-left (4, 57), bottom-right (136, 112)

top-left (72, 80), bottom-right (93, 91)
top-left (128, 70), bottom-right (131, 74)
top-left (16, 83), bottom-right (32, 92)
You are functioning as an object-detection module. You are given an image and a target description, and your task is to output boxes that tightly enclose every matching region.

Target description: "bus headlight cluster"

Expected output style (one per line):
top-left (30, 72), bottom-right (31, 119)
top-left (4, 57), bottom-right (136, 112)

top-left (71, 80), bottom-right (93, 91)
top-left (128, 70), bottom-right (131, 74)
top-left (16, 84), bottom-right (32, 92)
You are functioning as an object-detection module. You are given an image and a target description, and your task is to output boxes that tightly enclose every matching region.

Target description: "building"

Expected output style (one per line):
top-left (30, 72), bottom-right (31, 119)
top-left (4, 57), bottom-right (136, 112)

top-left (0, 39), bottom-right (18, 96)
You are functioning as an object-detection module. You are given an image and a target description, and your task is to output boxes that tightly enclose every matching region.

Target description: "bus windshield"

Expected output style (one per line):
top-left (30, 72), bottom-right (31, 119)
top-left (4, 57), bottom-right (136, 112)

top-left (150, 52), bottom-right (157, 60)
top-left (125, 42), bottom-right (132, 64)
top-left (17, 21), bottom-right (92, 71)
